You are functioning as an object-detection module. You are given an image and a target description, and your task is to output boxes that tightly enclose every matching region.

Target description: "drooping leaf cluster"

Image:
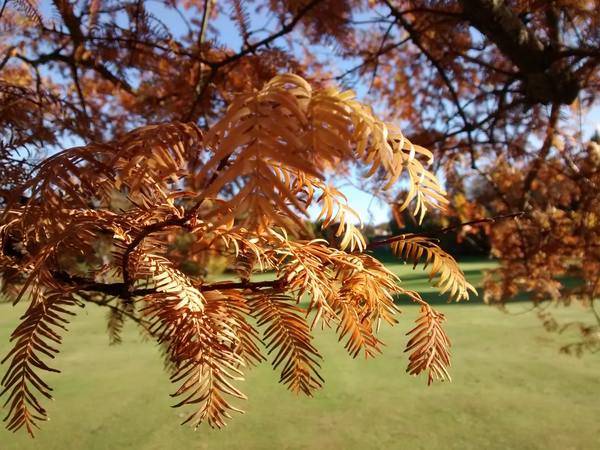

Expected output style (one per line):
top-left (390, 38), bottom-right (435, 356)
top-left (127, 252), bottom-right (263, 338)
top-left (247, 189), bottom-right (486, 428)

top-left (0, 75), bottom-right (473, 436)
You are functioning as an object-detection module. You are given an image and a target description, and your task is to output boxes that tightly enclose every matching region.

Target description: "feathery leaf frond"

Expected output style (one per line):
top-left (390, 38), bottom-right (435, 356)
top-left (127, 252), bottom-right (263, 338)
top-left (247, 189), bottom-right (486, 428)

top-left (1, 293), bottom-right (78, 436)
top-left (405, 305), bottom-right (452, 385)
top-left (249, 294), bottom-right (323, 395)
top-left (0, 74), bottom-right (466, 435)
top-left (391, 235), bottom-right (476, 301)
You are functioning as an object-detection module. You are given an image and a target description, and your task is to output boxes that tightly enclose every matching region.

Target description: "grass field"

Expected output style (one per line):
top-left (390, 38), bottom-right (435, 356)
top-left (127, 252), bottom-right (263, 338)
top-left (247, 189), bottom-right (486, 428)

top-left (1, 258), bottom-right (599, 449)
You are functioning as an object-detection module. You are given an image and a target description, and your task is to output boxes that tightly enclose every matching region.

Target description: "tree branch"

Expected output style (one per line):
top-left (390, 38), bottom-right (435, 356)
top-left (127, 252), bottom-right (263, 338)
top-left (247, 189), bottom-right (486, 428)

top-left (76, 291), bottom-right (150, 329)
top-left (368, 211), bottom-right (526, 248)
top-left (384, 0), bottom-right (478, 165)
top-left (458, 0), bottom-right (579, 104)
top-left (52, 270), bottom-right (282, 298)
top-left (215, 0), bottom-right (322, 68)
top-left (520, 103), bottom-right (560, 209)
top-left (184, 0), bottom-right (321, 121)
top-left (201, 279), bottom-right (282, 292)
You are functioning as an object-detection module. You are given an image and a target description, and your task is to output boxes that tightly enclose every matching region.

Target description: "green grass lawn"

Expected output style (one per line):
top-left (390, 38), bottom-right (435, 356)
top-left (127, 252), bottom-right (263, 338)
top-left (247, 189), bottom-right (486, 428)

top-left (1, 258), bottom-right (599, 449)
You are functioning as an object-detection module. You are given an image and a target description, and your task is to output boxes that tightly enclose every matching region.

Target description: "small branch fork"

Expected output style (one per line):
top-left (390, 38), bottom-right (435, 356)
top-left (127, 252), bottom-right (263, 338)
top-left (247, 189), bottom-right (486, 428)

top-left (76, 291), bottom-right (149, 329)
top-left (120, 156), bottom-right (233, 287)
top-left (185, 0), bottom-right (322, 121)
top-left (55, 212), bottom-right (524, 306)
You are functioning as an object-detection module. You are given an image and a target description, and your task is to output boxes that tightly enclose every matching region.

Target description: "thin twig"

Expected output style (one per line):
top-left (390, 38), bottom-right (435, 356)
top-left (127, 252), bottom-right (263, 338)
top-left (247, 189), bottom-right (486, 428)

top-left (368, 211), bottom-right (526, 248)
top-left (77, 291), bottom-right (150, 329)
top-left (0, 0), bottom-right (8, 20)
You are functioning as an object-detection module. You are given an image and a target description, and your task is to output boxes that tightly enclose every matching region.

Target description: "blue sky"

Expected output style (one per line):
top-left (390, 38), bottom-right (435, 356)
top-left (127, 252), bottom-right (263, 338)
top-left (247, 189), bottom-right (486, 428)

top-left (36, 1), bottom-right (600, 225)
top-left (209, 6), bottom-right (600, 224)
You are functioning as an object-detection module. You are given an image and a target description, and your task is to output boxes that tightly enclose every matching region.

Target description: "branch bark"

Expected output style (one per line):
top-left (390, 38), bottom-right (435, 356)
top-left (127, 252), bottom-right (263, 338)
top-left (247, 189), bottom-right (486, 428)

top-left (458, 0), bottom-right (579, 104)
top-left (53, 271), bottom-right (282, 299)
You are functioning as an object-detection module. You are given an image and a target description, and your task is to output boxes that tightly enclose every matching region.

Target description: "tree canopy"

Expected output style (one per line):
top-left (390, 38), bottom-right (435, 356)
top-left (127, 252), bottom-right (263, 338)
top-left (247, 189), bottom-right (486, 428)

top-left (1, 0), bottom-right (599, 437)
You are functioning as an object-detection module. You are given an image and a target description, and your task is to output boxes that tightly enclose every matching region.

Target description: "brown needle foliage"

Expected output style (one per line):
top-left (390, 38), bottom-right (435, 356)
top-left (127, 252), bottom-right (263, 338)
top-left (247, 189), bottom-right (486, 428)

top-left (2, 0), bottom-right (599, 436)
top-left (0, 74), bottom-right (473, 436)
top-left (478, 136), bottom-right (600, 355)
top-left (313, 0), bottom-right (600, 347)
